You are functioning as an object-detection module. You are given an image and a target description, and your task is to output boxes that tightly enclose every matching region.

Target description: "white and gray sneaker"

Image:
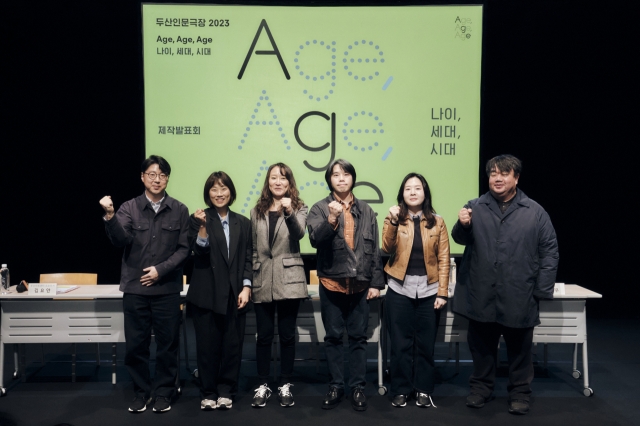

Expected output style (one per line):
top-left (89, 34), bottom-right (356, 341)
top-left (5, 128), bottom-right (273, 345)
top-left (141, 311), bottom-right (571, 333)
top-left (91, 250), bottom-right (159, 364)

top-left (278, 383), bottom-right (295, 407)
top-left (201, 399), bottom-right (217, 411)
top-left (217, 396), bottom-right (233, 410)
top-left (416, 392), bottom-right (437, 408)
top-left (252, 384), bottom-right (272, 408)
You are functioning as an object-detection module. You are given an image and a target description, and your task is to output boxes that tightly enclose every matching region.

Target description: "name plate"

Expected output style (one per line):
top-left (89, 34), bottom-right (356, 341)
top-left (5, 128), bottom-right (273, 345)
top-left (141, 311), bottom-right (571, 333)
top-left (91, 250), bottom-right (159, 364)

top-left (554, 283), bottom-right (565, 296)
top-left (28, 283), bottom-right (57, 296)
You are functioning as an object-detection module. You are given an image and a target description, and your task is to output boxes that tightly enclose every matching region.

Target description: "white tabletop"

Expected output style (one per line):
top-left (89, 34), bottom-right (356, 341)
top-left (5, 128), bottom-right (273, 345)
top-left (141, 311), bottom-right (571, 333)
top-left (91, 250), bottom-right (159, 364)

top-left (0, 284), bottom-right (189, 299)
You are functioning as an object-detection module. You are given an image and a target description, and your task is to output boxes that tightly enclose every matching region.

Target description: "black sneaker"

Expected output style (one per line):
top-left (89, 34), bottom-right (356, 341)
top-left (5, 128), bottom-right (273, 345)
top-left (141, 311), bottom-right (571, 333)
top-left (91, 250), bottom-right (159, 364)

top-left (466, 393), bottom-right (492, 408)
top-left (152, 397), bottom-right (171, 413)
top-left (508, 399), bottom-right (530, 415)
top-left (391, 394), bottom-right (407, 407)
top-left (252, 384), bottom-right (272, 408)
top-left (416, 392), bottom-right (436, 408)
top-left (128, 396), bottom-right (150, 413)
top-left (278, 383), bottom-right (295, 407)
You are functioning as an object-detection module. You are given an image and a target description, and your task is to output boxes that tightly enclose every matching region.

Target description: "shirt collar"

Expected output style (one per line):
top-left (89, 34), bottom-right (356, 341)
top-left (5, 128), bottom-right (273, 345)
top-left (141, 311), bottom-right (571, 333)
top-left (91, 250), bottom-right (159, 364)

top-left (217, 209), bottom-right (230, 223)
top-left (145, 193), bottom-right (165, 212)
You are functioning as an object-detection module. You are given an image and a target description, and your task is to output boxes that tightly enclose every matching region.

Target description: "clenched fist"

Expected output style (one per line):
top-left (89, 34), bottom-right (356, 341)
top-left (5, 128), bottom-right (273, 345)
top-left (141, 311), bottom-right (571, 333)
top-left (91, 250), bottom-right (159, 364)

top-left (100, 196), bottom-right (115, 220)
top-left (328, 201), bottom-right (343, 219)
top-left (280, 197), bottom-right (293, 215)
top-left (458, 208), bottom-right (472, 228)
top-left (388, 205), bottom-right (400, 223)
top-left (194, 209), bottom-right (207, 226)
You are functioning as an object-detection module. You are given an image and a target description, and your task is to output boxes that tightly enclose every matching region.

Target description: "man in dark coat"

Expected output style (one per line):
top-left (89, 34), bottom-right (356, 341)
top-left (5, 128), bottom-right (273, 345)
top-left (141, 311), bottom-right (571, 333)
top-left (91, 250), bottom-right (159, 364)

top-left (452, 155), bottom-right (559, 415)
top-left (100, 155), bottom-right (189, 414)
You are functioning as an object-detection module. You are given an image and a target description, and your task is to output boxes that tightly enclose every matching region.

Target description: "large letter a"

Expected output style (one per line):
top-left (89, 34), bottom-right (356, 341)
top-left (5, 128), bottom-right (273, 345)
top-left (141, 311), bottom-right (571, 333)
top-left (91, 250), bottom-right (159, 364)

top-left (237, 19), bottom-right (290, 80)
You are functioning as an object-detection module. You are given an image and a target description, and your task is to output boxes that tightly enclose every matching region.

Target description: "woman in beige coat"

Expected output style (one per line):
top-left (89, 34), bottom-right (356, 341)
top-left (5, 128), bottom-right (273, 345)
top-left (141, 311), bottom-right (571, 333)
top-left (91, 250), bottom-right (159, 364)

top-left (249, 163), bottom-right (308, 408)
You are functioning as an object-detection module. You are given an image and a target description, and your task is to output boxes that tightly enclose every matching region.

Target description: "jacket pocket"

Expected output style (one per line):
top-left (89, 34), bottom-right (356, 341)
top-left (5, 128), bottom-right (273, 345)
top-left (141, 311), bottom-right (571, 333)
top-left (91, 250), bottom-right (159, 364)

top-left (282, 257), bottom-right (306, 284)
top-left (161, 220), bottom-right (181, 248)
top-left (252, 262), bottom-right (262, 288)
top-left (132, 221), bottom-right (150, 246)
top-left (363, 232), bottom-right (375, 254)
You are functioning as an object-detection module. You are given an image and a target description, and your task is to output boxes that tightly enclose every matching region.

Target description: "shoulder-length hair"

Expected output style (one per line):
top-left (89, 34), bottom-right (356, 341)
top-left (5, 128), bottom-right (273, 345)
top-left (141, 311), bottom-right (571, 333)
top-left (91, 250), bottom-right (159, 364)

top-left (203, 171), bottom-right (236, 208)
top-left (254, 163), bottom-right (303, 217)
top-left (396, 172), bottom-right (436, 229)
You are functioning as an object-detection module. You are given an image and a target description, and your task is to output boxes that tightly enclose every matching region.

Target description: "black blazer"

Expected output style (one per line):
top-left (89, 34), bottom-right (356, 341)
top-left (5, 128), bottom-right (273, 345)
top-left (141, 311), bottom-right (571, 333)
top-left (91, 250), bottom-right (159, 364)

top-left (186, 208), bottom-right (253, 315)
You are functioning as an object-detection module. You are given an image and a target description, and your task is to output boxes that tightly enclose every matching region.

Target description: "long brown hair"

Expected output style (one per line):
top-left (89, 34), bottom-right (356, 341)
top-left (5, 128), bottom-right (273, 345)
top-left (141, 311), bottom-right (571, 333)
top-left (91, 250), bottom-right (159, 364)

top-left (254, 163), bottom-right (303, 217)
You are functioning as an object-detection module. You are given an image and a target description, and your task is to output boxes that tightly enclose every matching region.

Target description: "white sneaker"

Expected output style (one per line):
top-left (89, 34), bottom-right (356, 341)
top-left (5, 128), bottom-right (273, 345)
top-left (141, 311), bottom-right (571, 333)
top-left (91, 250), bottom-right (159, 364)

top-left (201, 399), bottom-right (217, 410)
top-left (252, 384), bottom-right (272, 408)
top-left (217, 396), bottom-right (233, 409)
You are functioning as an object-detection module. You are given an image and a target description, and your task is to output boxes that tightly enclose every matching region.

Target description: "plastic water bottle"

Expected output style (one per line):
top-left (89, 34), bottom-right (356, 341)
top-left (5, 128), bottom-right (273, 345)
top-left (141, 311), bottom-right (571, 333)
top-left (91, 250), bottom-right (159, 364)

top-left (1, 264), bottom-right (9, 293)
top-left (448, 258), bottom-right (456, 298)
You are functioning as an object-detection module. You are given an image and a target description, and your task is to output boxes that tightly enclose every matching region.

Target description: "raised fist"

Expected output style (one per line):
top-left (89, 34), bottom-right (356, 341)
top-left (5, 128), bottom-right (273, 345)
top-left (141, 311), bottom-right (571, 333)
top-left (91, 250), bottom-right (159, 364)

top-left (388, 205), bottom-right (400, 222)
top-left (100, 196), bottom-right (115, 219)
top-left (194, 209), bottom-right (206, 226)
top-left (458, 208), bottom-right (472, 227)
top-left (280, 197), bottom-right (293, 215)
top-left (328, 201), bottom-right (343, 220)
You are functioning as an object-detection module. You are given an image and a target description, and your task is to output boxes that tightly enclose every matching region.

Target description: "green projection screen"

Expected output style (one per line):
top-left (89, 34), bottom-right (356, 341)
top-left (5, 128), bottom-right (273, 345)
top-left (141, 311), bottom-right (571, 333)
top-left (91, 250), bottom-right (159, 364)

top-left (142, 4), bottom-right (483, 254)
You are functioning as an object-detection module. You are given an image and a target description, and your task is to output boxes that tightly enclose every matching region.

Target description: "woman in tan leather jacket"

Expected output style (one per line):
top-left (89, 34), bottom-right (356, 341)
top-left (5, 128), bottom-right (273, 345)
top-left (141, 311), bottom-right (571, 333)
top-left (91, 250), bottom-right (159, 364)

top-left (381, 173), bottom-right (450, 409)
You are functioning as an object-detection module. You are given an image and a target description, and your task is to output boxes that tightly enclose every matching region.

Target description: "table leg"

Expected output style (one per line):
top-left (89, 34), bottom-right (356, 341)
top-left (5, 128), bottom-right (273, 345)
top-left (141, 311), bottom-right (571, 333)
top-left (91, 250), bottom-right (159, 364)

top-left (111, 344), bottom-right (116, 385)
top-left (0, 341), bottom-right (6, 395)
top-left (13, 345), bottom-right (19, 379)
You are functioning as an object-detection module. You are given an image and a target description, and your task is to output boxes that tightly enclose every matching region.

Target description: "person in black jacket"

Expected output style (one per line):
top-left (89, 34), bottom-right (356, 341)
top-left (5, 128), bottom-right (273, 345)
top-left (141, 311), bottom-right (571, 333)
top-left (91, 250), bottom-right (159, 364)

top-left (451, 155), bottom-right (559, 415)
top-left (307, 159), bottom-right (385, 412)
top-left (186, 171), bottom-right (252, 411)
top-left (100, 155), bottom-right (189, 414)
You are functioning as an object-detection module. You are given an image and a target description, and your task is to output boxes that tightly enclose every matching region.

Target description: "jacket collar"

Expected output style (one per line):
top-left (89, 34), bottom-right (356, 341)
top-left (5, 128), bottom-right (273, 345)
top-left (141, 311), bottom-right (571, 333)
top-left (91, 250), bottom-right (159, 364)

top-left (135, 191), bottom-right (173, 213)
top-left (478, 189), bottom-right (530, 218)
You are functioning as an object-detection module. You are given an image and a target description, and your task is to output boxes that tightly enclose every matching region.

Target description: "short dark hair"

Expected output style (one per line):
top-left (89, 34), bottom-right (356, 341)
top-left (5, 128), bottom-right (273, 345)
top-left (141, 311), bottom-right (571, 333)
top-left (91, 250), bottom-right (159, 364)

top-left (324, 159), bottom-right (356, 191)
top-left (396, 173), bottom-right (437, 229)
top-left (486, 154), bottom-right (522, 177)
top-left (203, 171), bottom-right (236, 208)
top-left (141, 155), bottom-right (171, 176)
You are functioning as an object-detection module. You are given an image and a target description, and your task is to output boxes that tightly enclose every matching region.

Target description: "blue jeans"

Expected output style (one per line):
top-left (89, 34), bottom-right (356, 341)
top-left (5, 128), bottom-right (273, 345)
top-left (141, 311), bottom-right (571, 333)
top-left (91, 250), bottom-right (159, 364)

top-left (319, 284), bottom-right (369, 390)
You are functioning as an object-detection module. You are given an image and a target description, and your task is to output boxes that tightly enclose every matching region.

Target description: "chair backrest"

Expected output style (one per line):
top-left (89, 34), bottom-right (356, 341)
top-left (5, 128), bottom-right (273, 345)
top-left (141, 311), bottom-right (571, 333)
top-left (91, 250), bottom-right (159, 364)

top-left (39, 273), bottom-right (98, 285)
top-left (309, 270), bottom-right (319, 285)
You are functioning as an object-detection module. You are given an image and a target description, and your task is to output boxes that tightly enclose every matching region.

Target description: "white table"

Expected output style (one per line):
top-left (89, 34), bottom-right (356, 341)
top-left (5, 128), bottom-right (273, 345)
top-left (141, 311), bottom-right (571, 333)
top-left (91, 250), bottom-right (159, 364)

top-left (0, 285), bottom-right (189, 396)
top-left (436, 284), bottom-right (602, 396)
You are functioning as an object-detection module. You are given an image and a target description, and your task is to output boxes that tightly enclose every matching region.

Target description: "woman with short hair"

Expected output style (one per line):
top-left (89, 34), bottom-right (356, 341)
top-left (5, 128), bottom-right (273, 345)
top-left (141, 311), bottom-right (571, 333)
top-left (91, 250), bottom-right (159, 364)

top-left (187, 171), bottom-right (252, 411)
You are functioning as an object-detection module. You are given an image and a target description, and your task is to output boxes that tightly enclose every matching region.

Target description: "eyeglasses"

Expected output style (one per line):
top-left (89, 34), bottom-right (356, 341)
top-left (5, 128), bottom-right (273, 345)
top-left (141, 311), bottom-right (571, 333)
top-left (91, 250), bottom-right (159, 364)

top-left (144, 172), bottom-right (169, 181)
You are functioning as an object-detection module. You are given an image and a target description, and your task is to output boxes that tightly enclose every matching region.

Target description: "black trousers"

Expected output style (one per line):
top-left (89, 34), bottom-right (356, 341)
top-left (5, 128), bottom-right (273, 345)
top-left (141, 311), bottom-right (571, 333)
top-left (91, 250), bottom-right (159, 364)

top-left (320, 285), bottom-right (369, 390)
top-left (123, 292), bottom-right (181, 399)
top-left (254, 298), bottom-right (301, 385)
top-left (467, 319), bottom-right (534, 401)
top-left (385, 289), bottom-right (439, 395)
top-left (191, 295), bottom-right (247, 400)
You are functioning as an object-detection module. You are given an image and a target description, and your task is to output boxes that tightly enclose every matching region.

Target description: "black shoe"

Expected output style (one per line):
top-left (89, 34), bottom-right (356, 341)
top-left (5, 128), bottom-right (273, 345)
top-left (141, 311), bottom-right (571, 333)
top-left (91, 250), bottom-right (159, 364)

top-left (152, 397), bottom-right (171, 413)
top-left (322, 386), bottom-right (344, 410)
top-left (278, 383), bottom-right (295, 407)
top-left (128, 396), bottom-right (151, 413)
top-left (466, 393), bottom-right (491, 408)
top-left (391, 394), bottom-right (407, 407)
top-left (415, 392), bottom-right (436, 408)
top-left (508, 399), bottom-right (530, 415)
top-left (351, 387), bottom-right (367, 412)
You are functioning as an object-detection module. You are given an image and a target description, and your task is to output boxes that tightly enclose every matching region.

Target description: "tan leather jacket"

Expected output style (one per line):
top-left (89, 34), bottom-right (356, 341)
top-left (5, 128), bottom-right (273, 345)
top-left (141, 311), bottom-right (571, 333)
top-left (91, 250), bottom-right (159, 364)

top-left (382, 214), bottom-right (450, 297)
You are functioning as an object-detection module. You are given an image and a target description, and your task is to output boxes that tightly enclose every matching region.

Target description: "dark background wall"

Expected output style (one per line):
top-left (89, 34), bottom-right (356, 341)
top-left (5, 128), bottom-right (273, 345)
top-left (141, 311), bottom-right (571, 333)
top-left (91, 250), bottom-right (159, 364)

top-left (2, 1), bottom-right (633, 317)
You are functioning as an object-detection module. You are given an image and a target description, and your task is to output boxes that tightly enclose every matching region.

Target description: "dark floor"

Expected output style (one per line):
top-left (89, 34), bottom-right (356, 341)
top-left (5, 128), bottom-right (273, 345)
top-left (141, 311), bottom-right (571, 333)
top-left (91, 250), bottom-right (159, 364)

top-left (1, 318), bottom-right (638, 426)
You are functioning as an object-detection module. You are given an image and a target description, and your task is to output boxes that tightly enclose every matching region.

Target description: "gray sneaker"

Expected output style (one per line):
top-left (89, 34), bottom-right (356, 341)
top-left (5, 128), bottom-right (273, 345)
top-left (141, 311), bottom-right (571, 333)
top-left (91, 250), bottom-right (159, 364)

top-left (416, 392), bottom-right (436, 408)
top-left (252, 384), bottom-right (272, 408)
top-left (217, 396), bottom-right (233, 410)
top-left (201, 399), bottom-right (217, 411)
top-left (278, 383), bottom-right (295, 407)
top-left (152, 397), bottom-right (171, 413)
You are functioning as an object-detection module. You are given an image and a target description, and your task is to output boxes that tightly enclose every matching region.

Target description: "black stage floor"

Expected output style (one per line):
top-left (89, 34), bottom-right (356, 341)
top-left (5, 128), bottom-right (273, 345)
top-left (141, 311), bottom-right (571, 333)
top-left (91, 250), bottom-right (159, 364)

top-left (1, 318), bottom-right (638, 426)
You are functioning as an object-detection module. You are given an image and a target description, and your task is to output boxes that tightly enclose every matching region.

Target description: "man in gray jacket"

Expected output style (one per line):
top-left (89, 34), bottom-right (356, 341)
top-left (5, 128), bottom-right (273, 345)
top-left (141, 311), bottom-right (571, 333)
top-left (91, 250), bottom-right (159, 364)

top-left (452, 154), bottom-right (558, 415)
top-left (307, 159), bottom-right (384, 412)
